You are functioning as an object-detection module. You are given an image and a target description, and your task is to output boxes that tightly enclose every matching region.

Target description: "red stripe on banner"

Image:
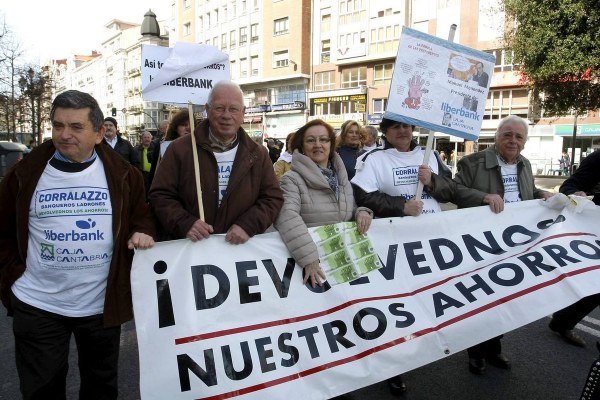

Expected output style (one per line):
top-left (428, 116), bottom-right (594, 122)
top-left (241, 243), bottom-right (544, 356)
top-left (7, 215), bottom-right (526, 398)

top-left (176, 232), bottom-right (596, 345)
top-left (196, 264), bottom-right (600, 400)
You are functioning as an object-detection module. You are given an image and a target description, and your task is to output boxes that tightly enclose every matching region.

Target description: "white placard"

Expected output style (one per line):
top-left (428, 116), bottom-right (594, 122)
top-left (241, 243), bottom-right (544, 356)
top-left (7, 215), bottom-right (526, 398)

top-left (385, 27), bottom-right (495, 141)
top-left (141, 43), bottom-right (230, 105)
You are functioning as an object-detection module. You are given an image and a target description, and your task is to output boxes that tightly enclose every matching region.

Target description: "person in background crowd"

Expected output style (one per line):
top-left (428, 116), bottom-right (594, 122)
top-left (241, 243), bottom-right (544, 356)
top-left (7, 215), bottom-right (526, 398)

top-left (439, 150), bottom-right (447, 164)
top-left (266, 138), bottom-right (282, 164)
top-left (149, 80), bottom-right (283, 243)
top-left (148, 110), bottom-right (192, 186)
top-left (27, 139), bottom-right (37, 149)
top-left (548, 148), bottom-right (600, 347)
top-left (102, 116), bottom-right (139, 166)
top-left (351, 118), bottom-right (453, 395)
top-left (0, 90), bottom-right (155, 399)
top-left (452, 115), bottom-right (553, 375)
top-left (156, 119), bottom-right (169, 141)
top-left (559, 151), bottom-right (571, 176)
top-left (275, 119), bottom-right (372, 288)
top-left (360, 125), bottom-right (379, 154)
top-left (273, 132), bottom-right (294, 181)
top-left (136, 131), bottom-right (155, 197)
top-left (336, 119), bottom-right (364, 180)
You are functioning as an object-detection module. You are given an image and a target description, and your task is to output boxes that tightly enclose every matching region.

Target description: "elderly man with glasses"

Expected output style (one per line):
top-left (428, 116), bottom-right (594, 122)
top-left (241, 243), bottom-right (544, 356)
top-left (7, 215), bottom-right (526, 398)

top-left (149, 80), bottom-right (283, 243)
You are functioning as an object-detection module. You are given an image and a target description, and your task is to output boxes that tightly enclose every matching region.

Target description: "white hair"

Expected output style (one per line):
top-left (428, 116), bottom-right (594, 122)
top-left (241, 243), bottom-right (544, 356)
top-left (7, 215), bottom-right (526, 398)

top-left (495, 115), bottom-right (529, 141)
top-left (207, 80), bottom-right (244, 105)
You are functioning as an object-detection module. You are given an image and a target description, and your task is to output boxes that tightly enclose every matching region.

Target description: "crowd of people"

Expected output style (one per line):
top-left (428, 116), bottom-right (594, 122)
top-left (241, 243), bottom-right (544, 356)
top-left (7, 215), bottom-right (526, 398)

top-left (0, 81), bottom-right (598, 399)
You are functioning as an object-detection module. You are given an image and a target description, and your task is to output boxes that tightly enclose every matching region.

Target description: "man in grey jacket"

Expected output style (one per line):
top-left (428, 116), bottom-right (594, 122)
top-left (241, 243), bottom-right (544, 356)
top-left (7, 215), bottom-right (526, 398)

top-left (453, 115), bottom-right (553, 375)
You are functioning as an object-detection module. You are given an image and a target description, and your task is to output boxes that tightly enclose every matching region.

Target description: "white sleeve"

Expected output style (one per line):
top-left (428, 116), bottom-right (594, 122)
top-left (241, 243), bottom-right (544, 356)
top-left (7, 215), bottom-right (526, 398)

top-left (351, 155), bottom-right (380, 193)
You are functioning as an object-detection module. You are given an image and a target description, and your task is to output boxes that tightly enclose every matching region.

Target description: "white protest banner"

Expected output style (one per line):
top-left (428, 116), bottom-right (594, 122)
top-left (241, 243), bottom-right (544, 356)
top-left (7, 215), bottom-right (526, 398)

top-left (385, 27), bottom-right (495, 141)
top-left (132, 198), bottom-right (600, 399)
top-left (141, 42), bottom-right (230, 104)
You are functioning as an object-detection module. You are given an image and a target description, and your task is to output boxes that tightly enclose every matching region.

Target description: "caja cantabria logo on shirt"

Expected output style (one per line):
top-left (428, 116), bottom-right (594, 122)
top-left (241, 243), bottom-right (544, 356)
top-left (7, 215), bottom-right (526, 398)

top-left (40, 243), bottom-right (55, 261)
top-left (44, 218), bottom-right (104, 242)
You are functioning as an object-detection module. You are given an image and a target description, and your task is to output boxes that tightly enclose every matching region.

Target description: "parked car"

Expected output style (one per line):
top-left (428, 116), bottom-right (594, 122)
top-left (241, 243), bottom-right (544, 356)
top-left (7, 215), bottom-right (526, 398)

top-left (0, 141), bottom-right (28, 180)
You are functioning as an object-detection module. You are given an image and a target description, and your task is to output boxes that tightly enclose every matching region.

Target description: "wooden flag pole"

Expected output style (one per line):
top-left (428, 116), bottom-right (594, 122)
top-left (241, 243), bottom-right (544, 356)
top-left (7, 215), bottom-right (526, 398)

top-left (188, 101), bottom-right (205, 221)
top-left (414, 23), bottom-right (457, 201)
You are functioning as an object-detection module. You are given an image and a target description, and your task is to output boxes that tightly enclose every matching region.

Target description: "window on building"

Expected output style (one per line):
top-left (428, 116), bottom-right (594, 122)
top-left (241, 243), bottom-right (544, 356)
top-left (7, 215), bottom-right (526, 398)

top-left (321, 12), bottom-right (331, 33)
top-left (230, 60), bottom-right (237, 79)
top-left (240, 26), bottom-right (248, 45)
top-left (321, 40), bottom-right (331, 63)
top-left (221, 33), bottom-right (227, 50)
top-left (485, 88), bottom-right (529, 120)
top-left (251, 23), bottom-right (259, 42)
top-left (274, 17), bottom-right (289, 35)
top-left (314, 71), bottom-right (336, 91)
top-left (486, 49), bottom-right (519, 72)
top-left (198, 16), bottom-right (203, 31)
top-left (214, 8), bottom-right (219, 23)
top-left (339, 0), bottom-right (366, 24)
top-left (213, 36), bottom-right (218, 46)
top-left (241, 0), bottom-right (247, 13)
top-left (377, 8), bottom-right (392, 17)
top-left (373, 98), bottom-right (388, 113)
top-left (251, 55), bottom-right (259, 76)
top-left (231, 0), bottom-right (236, 18)
top-left (369, 24), bottom-right (400, 53)
top-left (341, 66), bottom-right (366, 88)
top-left (273, 50), bottom-right (289, 68)
top-left (183, 22), bottom-right (192, 36)
top-left (374, 63), bottom-right (394, 85)
top-left (230, 30), bottom-right (237, 48)
top-left (273, 84), bottom-right (306, 104)
top-left (240, 58), bottom-right (248, 77)
top-left (184, 0), bottom-right (191, 9)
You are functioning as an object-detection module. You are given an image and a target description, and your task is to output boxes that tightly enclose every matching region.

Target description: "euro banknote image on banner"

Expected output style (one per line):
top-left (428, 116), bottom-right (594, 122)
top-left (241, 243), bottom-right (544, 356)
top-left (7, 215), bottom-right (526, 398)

top-left (131, 196), bottom-right (600, 400)
top-left (385, 27), bottom-right (495, 141)
top-left (141, 42), bottom-right (230, 105)
top-left (310, 222), bottom-right (382, 285)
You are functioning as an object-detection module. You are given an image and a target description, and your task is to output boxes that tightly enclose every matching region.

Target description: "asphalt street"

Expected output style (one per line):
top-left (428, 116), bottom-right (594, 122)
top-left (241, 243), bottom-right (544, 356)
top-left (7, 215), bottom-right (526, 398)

top-left (3, 175), bottom-right (598, 400)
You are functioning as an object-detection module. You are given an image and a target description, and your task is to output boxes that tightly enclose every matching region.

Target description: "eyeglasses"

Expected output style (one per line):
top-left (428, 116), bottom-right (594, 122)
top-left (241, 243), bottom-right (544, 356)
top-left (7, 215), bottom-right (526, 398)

top-left (304, 137), bottom-right (331, 145)
top-left (210, 105), bottom-right (243, 115)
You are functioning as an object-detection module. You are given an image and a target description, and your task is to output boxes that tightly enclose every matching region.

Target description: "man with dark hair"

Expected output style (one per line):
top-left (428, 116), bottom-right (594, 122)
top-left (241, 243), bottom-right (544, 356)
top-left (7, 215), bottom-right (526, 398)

top-left (0, 90), bottom-right (156, 399)
top-left (103, 116), bottom-right (139, 166)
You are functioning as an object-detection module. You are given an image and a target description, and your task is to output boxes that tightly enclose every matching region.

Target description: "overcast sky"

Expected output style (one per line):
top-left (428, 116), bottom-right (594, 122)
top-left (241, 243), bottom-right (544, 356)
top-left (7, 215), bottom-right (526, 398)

top-left (0, 0), bottom-right (171, 63)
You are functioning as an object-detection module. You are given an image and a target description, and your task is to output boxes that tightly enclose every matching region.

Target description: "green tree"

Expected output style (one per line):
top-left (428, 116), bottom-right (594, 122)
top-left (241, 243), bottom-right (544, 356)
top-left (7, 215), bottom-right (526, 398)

top-left (503, 0), bottom-right (599, 116)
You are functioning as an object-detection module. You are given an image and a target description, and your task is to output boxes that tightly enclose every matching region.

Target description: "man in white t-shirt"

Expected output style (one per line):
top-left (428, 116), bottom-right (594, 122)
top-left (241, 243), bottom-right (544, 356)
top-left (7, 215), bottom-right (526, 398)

top-left (0, 90), bottom-right (156, 399)
top-left (453, 115), bottom-right (553, 376)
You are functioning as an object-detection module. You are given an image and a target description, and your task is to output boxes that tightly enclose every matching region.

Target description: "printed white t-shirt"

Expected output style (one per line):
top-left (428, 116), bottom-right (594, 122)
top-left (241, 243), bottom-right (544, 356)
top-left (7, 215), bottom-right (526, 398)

top-left (12, 158), bottom-right (114, 317)
top-left (352, 147), bottom-right (442, 214)
top-left (213, 145), bottom-right (238, 205)
top-left (499, 159), bottom-right (521, 203)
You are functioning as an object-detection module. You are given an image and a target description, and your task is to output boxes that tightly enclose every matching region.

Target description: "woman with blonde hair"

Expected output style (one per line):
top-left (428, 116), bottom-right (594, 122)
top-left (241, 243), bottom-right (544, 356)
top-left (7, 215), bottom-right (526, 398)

top-left (335, 119), bottom-right (364, 180)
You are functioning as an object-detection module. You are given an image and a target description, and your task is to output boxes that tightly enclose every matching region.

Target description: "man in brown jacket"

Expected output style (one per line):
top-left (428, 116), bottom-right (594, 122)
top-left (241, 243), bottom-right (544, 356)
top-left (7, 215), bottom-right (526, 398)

top-left (149, 80), bottom-right (283, 243)
top-left (0, 90), bottom-right (156, 399)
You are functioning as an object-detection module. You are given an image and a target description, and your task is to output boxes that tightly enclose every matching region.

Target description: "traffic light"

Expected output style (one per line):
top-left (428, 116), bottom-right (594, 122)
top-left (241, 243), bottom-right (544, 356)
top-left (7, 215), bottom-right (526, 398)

top-left (111, 107), bottom-right (117, 117)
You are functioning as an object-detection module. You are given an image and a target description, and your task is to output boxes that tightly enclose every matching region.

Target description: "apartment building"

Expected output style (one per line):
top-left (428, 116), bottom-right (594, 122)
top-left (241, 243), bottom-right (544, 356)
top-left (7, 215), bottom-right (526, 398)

top-left (173, 0), bottom-right (311, 138)
top-left (174, 0), bottom-right (598, 169)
